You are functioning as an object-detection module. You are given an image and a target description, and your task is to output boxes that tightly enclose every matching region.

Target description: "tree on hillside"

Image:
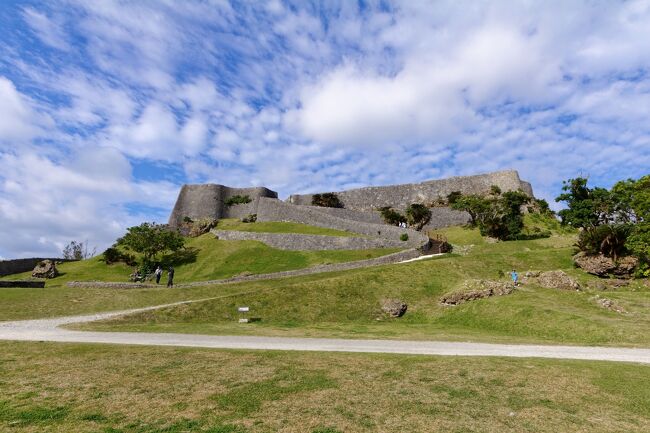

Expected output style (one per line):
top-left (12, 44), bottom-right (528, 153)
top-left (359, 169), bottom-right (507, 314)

top-left (555, 177), bottom-right (612, 227)
top-left (62, 240), bottom-right (96, 260)
top-left (450, 194), bottom-right (490, 226)
top-left (406, 203), bottom-right (432, 230)
top-left (557, 174), bottom-right (650, 276)
top-left (116, 222), bottom-right (185, 264)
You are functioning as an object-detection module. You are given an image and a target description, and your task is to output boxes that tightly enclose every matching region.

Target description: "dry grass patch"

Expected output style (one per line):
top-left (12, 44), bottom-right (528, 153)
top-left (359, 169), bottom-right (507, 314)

top-left (0, 342), bottom-right (649, 433)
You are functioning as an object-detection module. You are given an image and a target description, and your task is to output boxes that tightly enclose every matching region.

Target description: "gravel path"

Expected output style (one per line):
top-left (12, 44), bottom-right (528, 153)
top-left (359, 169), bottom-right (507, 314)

top-left (1, 301), bottom-right (649, 364)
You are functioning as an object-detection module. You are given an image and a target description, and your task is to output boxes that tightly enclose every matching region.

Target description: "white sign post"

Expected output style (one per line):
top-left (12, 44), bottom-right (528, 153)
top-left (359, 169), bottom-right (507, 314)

top-left (238, 306), bottom-right (250, 323)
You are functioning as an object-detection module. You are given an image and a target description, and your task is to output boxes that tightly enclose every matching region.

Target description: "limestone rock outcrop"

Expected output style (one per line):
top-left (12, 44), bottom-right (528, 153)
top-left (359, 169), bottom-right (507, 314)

top-left (32, 259), bottom-right (59, 279)
top-left (573, 252), bottom-right (638, 278)
top-left (537, 270), bottom-right (580, 291)
top-left (381, 299), bottom-right (408, 317)
top-left (440, 280), bottom-right (514, 305)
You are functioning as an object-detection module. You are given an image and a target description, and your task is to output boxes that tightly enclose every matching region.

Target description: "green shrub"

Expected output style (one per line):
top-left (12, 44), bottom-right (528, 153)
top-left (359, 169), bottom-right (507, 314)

top-left (241, 214), bottom-right (257, 223)
top-left (446, 191), bottom-right (462, 205)
top-left (102, 247), bottom-right (136, 266)
top-left (311, 193), bottom-right (343, 208)
top-left (575, 224), bottom-right (632, 260)
top-left (379, 207), bottom-right (406, 225)
top-left (225, 195), bottom-right (252, 206)
top-left (400, 233), bottom-right (409, 241)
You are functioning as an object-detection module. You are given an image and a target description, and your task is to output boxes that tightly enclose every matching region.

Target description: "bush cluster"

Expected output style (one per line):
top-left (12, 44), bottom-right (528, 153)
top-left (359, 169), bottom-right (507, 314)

top-left (450, 188), bottom-right (539, 241)
top-left (102, 247), bottom-right (136, 266)
top-left (311, 193), bottom-right (343, 208)
top-left (225, 195), bottom-right (252, 206)
top-left (556, 175), bottom-right (650, 274)
top-left (241, 214), bottom-right (257, 223)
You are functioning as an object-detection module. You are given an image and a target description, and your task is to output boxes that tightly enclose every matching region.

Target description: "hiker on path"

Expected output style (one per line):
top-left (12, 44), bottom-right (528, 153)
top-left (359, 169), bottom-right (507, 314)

top-left (167, 266), bottom-right (175, 287)
top-left (510, 269), bottom-right (519, 287)
top-left (154, 266), bottom-right (162, 284)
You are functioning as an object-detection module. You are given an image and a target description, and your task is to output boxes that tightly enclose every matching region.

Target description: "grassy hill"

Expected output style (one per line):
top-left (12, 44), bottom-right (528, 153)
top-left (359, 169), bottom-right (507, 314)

top-left (0, 224), bottom-right (400, 289)
top-left (75, 225), bottom-right (650, 347)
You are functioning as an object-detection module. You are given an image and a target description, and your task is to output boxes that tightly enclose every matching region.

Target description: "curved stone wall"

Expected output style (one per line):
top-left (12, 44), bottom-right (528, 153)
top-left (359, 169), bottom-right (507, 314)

top-left (288, 170), bottom-right (534, 211)
top-left (168, 184), bottom-right (278, 229)
top-left (211, 229), bottom-right (409, 250)
top-left (253, 198), bottom-right (430, 250)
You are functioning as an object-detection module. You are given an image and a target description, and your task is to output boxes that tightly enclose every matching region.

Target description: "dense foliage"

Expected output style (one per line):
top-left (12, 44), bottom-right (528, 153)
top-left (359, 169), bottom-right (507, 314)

top-left (379, 207), bottom-right (407, 226)
top-left (450, 188), bottom-right (535, 241)
top-left (116, 222), bottom-right (185, 264)
top-left (556, 175), bottom-right (650, 275)
top-left (406, 203), bottom-right (432, 230)
top-left (101, 247), bottom-right (136, 266)
top-left (225, 195), bottom-right (252, 206)
top-left (311, 192), bottom-right (343, 208)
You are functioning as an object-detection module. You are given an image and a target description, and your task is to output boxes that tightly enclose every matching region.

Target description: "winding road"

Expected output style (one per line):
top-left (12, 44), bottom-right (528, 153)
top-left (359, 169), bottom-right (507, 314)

top-left (1, 300), bottom-right (649, 364)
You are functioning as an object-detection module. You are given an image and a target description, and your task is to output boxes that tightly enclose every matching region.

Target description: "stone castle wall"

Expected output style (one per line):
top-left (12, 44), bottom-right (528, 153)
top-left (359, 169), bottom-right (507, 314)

top-left (252, 198), bottom-right (431, 249)
top-left (211, 229), bottom-right (409, 250)
top-left (288, 170), bottom-right (534, 211)
top-left (168, 184), bottom-right (278, 229)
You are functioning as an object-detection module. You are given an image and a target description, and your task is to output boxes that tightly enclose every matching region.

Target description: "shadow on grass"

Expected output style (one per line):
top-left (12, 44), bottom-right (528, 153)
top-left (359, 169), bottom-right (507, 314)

top-left (162, 247), bottom-right (200, 266)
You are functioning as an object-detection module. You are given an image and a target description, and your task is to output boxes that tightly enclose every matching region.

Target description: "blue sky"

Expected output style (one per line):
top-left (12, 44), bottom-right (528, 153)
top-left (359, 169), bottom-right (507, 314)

top-left (1, 0), bottom-right (649, 258)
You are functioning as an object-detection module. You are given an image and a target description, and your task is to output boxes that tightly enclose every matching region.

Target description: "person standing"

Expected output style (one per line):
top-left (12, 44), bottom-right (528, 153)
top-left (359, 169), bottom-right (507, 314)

top-left (167, 266), bottom-right (175, 288)
top-left (154, 265), bottom-right (162, 284)
top-left (510, 269), bottom-right (519, 287)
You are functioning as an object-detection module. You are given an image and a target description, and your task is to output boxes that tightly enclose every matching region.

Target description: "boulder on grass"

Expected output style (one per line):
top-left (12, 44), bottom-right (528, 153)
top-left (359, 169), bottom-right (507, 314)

top-left (31, 259), bottom-right (59, 279)
top-left (381, 299), bottom-right (407, 317)
top-left (537, 270), bottom-right (580, 291)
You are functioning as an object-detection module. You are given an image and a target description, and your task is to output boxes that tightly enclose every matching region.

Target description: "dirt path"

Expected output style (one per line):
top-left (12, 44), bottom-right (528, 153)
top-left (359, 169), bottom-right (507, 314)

top-left (1, 302), bottom-right (649, 364)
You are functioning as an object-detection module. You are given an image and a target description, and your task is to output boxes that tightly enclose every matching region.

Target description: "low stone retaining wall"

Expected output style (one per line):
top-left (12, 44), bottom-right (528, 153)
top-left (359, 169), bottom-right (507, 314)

top-left (211, 229), bottom-right (408, 250)
top-left (0, 280), bottom-right (46, 288)
top-left (67, 248), bottom-right (425, 290)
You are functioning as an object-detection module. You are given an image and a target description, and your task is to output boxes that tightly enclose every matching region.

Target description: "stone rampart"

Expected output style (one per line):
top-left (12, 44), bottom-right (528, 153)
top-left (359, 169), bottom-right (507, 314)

top-left (424, 208), bottom-right (471, 230)
top-left (288, 170), bottom-right (534, 211)
top-left (0, 258), bottom-right (74, 277)
top-left (253, 198), bottom-right (430, 250)
top-left (211, 230), bottom-right (409, 250)
top-left (168, 184), bottom-right (277, 229)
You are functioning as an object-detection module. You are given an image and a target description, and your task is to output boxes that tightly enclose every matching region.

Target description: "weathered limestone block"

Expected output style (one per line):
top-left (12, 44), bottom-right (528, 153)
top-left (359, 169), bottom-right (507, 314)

top-left (32, 259), bottom-right (59, 279)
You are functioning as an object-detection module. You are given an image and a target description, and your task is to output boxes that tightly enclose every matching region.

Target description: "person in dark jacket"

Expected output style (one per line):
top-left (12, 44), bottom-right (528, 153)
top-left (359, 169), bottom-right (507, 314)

top-left (167, 266), bottom-right (175, 287)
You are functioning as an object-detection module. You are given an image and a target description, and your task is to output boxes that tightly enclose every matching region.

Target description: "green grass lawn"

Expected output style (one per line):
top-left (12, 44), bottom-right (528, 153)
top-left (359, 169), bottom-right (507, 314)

top-left (0, 233), bottom-right (399, 289)
top-left (0, 341), bottom-right (648, 433)
top-left (214, 218), bottom-right (360, 237)
top-left (70, 227), bottom-right (650, 347)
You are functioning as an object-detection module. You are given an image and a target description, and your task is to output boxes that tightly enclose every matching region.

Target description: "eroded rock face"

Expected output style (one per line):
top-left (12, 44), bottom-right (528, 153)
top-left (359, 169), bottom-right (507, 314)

top-left (573, 252), bottom-right (638, 278)
top-left (440, 280), bottom-right (514, 305)
top-left (381, 299), bottom-right (408, 317)
top-left (573, 252), bottom-right (615, 277)
top-left (611, 256), bottom-right (638, 277)
top-left (31, 259), bottom-right (59, 279)
top-left (537, 270), bottom-right (580, 291)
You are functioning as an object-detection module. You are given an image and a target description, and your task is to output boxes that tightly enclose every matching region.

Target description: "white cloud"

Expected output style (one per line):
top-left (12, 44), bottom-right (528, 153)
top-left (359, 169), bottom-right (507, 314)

top-left (3, 0), bottom-right (650, 258)
top-left (22, 7), bottom-right (70, 51)
top-left (0, 77), bottom-right (42, 143)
